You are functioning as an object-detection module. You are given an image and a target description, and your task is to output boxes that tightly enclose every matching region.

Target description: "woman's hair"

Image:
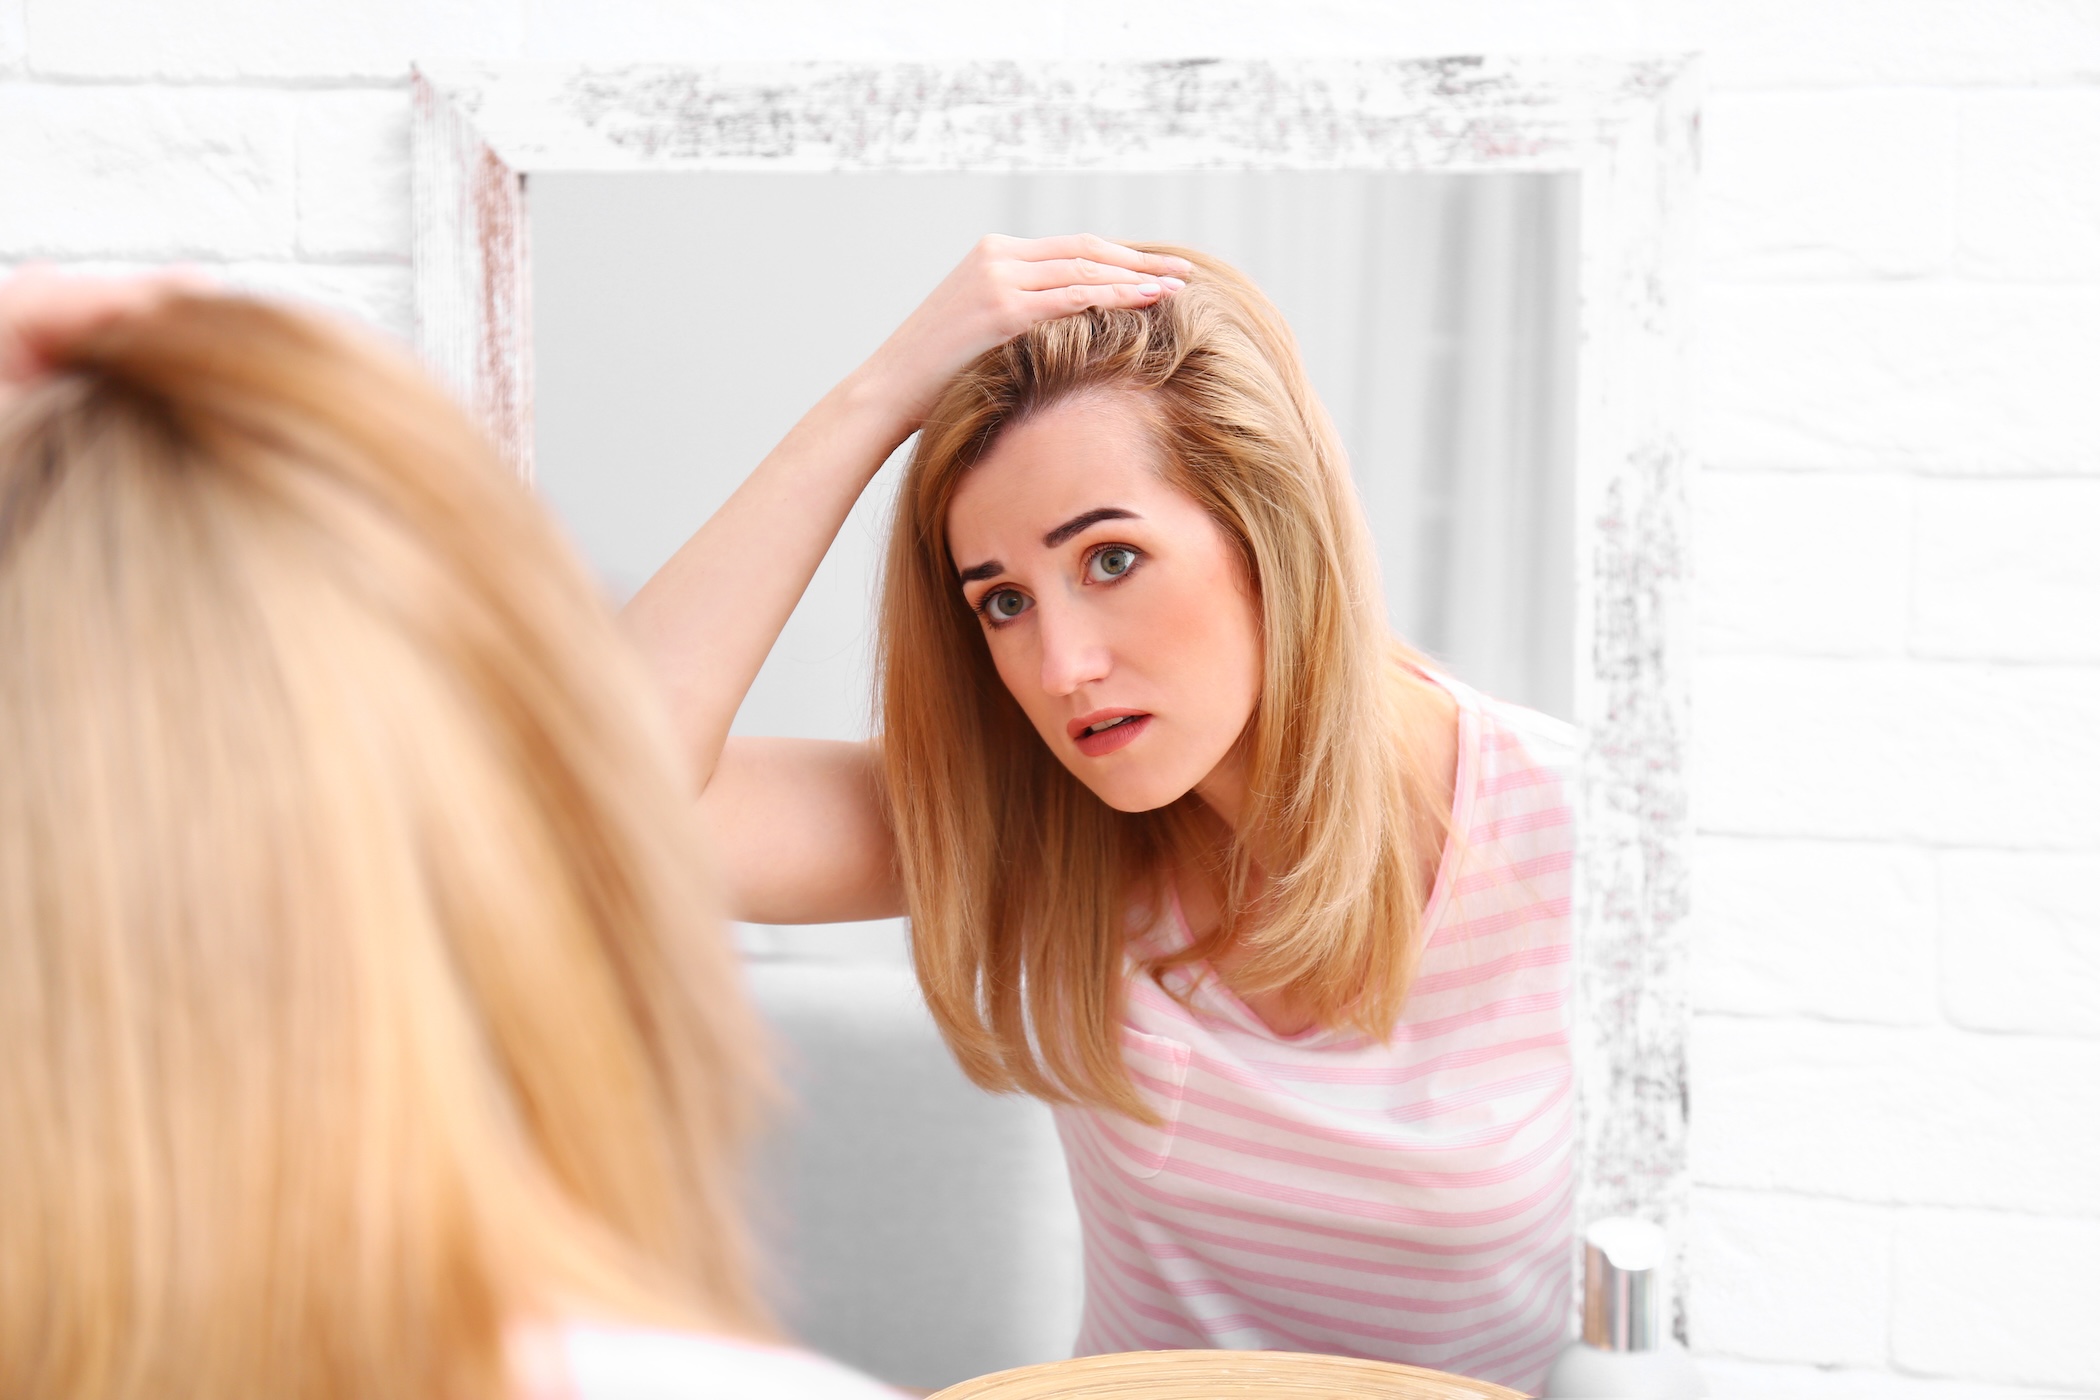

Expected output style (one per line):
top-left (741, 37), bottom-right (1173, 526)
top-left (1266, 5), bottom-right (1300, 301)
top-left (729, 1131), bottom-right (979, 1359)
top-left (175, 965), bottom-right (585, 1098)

top-left (879, 246), bottom-right (1444, 1122)
top-left (0, 296), bottom-right (772, 1399)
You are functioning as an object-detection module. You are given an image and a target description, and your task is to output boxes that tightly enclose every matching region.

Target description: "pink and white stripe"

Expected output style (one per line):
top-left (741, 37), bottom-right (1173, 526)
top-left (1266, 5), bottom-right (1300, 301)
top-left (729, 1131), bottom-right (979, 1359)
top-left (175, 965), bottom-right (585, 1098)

top-left (1055, 677), bottom-right (1577, 1394)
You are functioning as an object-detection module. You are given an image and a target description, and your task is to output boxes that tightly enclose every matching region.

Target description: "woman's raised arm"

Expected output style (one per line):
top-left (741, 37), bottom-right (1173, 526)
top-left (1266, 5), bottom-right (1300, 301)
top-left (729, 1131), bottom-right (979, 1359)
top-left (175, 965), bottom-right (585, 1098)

top-left (622, 235), bottom-right (1189, 925)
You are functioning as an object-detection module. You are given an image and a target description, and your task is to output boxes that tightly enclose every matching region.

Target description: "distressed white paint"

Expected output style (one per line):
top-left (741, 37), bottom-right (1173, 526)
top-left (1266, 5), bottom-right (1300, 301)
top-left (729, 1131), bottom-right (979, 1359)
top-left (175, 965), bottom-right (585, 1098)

top-left (411, 72), bottom-right (532, 476)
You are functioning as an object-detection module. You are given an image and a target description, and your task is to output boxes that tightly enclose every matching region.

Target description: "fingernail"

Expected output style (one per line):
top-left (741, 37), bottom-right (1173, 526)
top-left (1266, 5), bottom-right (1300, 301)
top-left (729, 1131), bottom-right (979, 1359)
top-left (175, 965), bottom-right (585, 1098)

top-left (1138, 283), bottom-right (1162, 296)
top-left (1160, 276), bottom-right (1186, 291)
top-left (1170, 258), bottom-right (1194, 272)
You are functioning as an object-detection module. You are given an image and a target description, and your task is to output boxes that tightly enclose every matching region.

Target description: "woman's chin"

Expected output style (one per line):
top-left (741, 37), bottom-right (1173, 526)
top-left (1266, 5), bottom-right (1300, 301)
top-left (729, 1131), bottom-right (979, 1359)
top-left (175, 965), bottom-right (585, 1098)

top-left (1039, 727), bottom-right (1204, 813)
top-left (1072, 767), bottom-right (1196, 815)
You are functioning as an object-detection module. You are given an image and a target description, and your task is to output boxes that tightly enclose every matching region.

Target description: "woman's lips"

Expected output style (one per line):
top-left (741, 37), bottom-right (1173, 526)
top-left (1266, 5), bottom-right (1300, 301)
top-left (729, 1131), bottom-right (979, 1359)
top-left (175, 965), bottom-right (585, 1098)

top-left (1070, 712), bottom-right (1152, 758)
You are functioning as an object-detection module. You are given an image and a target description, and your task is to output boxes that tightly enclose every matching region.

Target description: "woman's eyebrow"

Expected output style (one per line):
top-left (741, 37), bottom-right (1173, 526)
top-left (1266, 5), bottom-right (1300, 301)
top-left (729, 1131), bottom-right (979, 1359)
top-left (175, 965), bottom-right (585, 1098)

top-left (955, 507), bottom-right (1140, 579)
top-left (1043, 506), bottom-right (1138, 548)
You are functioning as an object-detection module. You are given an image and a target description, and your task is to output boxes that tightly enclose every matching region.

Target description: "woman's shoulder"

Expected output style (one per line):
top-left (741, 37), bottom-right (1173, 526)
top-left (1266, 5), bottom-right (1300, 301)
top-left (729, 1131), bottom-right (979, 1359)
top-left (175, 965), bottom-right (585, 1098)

top-left (1424, 665), bottom-right (1576, 784)
top-left (559, 1323), bottom-right (906, 1400)
top-left (1474, 691), bottom-right (1579, 783)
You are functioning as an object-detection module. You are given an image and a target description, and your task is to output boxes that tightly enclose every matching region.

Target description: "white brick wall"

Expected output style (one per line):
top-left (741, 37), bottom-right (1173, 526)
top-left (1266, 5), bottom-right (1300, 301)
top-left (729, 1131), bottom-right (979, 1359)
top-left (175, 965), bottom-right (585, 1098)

top-left (26, 0), bottom-right (521, 79)
top-left (294, 90), bottom-right (413, 260)
top-left (1893, 1210), bottom-right (2100, 1390)
top-left (0, 85), bottom-right (297, 259)
top-left (1692, 25), bottom-right (2099, 1384)
top-left (1693, 1188), bottom-right (1895, 1368)
top-left (1914, 480), bottom-right (2100, 662)
top-left (1941, 852), bottom-right (2100, 1037)
top-left (1695, 472), bottom-right (1913, 656)
top-left (5, 2), bottom-right (2097, 1393)
top-left (1692, 837), bottom-right (1938, 1023)
top-left (1704, 285), bottom-right (2100, 473)
top-left (1956, 93), bottom-right (2100, 281)
top-left (1704, 91), bottom-right (1958, 281)
top-left (0, 1), bottom-right (23, 77)
top-left (1693, 1018), bottom-right (2100, 1215)
top-left (1657, 0), bottom-right (2100, 86)
top-left (1696, 659), bottom-right (2100, 845)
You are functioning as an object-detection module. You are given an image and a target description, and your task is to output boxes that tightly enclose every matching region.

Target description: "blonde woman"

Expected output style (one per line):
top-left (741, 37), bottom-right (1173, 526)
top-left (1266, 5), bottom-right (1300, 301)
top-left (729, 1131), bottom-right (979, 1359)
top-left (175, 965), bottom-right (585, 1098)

top-left (629, 239), bottom-right (1577, 1391)
top-left (0, 273), bottom-right (901, 1400)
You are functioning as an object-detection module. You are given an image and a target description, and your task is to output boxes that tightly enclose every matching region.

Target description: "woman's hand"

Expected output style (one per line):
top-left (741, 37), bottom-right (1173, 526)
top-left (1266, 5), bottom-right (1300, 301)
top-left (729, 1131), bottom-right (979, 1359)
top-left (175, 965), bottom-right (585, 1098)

top-left (0, 265), bottom-right (213, 417)
top-left (626, 233), bottom-right (1184, 926)
top-left (855, 234), bottom-right (1190, 433)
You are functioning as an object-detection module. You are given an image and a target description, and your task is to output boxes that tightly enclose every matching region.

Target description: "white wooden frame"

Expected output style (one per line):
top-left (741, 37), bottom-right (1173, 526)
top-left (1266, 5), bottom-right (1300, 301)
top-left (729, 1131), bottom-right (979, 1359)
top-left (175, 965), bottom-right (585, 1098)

top-left (411, 56), bottom-right (1701, 1336)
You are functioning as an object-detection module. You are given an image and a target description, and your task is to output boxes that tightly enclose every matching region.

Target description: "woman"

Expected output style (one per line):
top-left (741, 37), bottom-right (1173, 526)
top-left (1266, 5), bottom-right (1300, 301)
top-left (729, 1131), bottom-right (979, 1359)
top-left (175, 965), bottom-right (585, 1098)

top-left (628, 237), bottom-right (1577, 1390)
top-left (0, 273), bottom-right (900, 1399)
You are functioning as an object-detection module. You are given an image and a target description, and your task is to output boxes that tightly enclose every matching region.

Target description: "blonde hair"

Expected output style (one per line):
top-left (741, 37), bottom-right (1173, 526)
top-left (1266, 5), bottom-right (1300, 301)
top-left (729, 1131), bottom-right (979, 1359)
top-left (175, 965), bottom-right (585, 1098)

top-left (0, 296), bottom-right (772, 1400)
top-left (879, 246), bottom-right (1443, 1122)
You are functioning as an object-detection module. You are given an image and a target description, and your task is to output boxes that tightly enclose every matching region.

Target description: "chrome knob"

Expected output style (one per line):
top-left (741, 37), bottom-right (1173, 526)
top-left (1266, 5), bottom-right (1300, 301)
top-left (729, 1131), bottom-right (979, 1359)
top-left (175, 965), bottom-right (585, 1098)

top-left (1581, 1216), bottom-right (1666, 1352)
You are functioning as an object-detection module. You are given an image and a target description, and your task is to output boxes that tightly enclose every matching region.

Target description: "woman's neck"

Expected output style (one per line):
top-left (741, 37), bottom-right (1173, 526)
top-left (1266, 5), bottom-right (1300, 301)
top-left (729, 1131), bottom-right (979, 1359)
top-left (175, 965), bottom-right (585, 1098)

top-left (1190, 669), bottom-right (1458, 880)
top-left (1191, 743), bottom-right (1250, 833)
top-left (1176, 668), bottom-right (1462, 1038)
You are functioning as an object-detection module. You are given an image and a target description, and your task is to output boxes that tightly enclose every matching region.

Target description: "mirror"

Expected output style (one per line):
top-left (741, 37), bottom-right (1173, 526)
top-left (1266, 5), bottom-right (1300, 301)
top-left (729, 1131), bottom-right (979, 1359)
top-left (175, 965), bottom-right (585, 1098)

top-left (416, 47), bottom-right (1698, 1394)
top-left (526, 167), bottom-right (1579, 1387)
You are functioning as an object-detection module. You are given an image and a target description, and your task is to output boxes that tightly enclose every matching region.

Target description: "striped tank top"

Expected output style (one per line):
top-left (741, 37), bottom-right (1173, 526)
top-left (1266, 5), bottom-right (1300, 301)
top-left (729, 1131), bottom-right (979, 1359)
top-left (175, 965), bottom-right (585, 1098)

top-left (1052, 676), bottom-right (1577, 1393)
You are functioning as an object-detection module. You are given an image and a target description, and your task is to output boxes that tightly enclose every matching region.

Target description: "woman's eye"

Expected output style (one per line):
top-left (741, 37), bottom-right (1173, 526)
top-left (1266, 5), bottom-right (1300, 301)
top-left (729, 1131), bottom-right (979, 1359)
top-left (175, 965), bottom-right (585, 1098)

top-left (1087, 546), bottom-right (1139, 583)
top-left (982, 588), bottom-right (1032, 624)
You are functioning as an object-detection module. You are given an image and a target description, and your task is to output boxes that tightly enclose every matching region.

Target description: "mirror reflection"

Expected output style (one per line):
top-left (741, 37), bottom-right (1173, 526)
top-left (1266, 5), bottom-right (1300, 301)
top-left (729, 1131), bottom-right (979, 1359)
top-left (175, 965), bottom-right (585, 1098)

top-left (531, 171), bottom-right (1580, 1392)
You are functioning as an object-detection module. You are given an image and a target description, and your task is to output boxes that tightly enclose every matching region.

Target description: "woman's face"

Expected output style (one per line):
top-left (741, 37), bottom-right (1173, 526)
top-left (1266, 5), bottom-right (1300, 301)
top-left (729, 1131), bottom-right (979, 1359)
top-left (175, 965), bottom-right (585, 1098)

top-left (944, 392), bottom-right (1264, 816)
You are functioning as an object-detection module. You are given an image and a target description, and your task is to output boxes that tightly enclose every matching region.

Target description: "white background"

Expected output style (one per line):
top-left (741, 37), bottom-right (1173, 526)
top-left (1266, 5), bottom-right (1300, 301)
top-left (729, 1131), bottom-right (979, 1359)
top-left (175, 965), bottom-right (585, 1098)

top-left (5, 2), bottom-right (2098, 1395)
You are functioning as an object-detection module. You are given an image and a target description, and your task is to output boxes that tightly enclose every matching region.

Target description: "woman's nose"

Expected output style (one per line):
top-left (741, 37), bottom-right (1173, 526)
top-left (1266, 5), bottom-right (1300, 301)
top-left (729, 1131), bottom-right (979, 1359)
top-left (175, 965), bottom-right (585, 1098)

top-left (1035, 602), bottom-right (1111, 697)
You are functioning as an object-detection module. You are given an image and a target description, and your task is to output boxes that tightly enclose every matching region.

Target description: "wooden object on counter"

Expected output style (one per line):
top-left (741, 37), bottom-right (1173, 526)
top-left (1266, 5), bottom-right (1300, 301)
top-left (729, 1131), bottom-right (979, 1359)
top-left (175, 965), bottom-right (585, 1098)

top-left (927, 1349), bottom-right (1528, 1399)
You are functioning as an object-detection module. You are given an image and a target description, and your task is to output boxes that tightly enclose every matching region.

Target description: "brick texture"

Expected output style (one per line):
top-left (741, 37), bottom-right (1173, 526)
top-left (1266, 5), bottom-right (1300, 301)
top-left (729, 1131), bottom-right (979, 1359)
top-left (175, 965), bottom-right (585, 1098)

top-left (1892, 1210), bottom-right (2100, 1390)
top-left (1694, 471), bottom-right (1911, 656)
top-left (295, 90), bottom-right (412, 260)
top-left (1956, 91), bottom-right (2100, 282)
top-left (214, 261), bottom-right (412, 339)
top-left (0, 85), bottom-right (296, 260)
top-left (1054, 0), bottom-right (1649, 62)
top-left (1939, 851), bottom-right (2100, 1037)
top-left (24, 0), bottom-right (522, 79)
top-left (1912, 478), bottom-right (2100, 663)
top-left (1691, 837), bottom-right (1936, 1024)
top-left (1, 0), bottom-right (24, 75)
top-left (1703, 285), bottom-right (2100, 474)
top-left (25, 258), bottom-right (414, 339)
top-left (1699, 1357), bottom-right (2066, 1399)
top-left (1693, 658), bottom-right (2100, 847)
top-left (1690, 1017), bottom-right (2100, 1215)
top-left (1663, 0), bottom-right (2100, 88)
top-left (1689, 1188), bottom-right (1892, 1366)
top-left (1704, 91), bottom-right (1955, 282)
top-left (524, 0), bottom-right (1053, 62)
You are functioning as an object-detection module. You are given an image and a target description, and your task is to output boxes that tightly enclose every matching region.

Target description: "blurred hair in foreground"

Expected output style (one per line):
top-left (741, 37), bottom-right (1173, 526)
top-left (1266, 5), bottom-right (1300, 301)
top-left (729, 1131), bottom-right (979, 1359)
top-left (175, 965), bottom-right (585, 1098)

top-left (0, 296), bottom-right (771, 1399)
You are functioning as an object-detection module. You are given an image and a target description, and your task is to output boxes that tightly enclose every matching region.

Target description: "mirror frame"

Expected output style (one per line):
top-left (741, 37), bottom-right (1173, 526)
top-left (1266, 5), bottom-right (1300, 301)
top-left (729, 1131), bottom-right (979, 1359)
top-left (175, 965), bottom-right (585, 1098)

top-left (409, 55), bottom-right (1702, 1333)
